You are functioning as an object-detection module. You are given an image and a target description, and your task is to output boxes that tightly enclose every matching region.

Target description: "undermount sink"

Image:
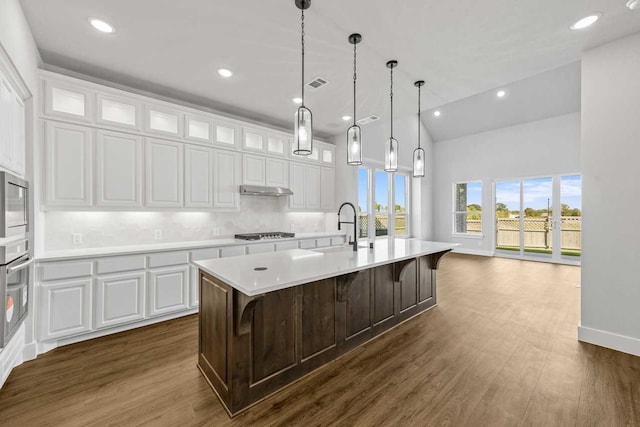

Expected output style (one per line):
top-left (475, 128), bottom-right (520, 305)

top-left (312, 244), bottom-right (367, 254)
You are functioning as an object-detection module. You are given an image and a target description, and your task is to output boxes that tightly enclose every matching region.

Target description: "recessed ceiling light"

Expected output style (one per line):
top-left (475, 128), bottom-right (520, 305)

top-left (342, 115), bottom-right (352, 121)
top-left (627, 0), bottom-right (640, 10)
top-left (292, 97), bottom-right (303, 104)
top-left (89, 18), bottom-right (115, 33)
top-left (434, 111), bottom-right (441, 117)
top-left (497, 90), bottom-right (506, 98)
top-left (570, 13), bottom-right (601, 30)
top-left (217, 68), bottom-right (233, 78)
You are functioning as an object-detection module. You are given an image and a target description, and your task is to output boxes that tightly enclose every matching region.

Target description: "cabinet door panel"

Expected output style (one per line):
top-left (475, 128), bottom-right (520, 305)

top-left (301, 278), bottom-right (336, 359)
top-left (96, 130), bottom-right (142, 207)
top-left (44, 80), bottom-right (92, 122)
top-left (399, 260), bottom-right (418, 311)
top-left (373, 264), bottom-right (394, 325)
top-left (213, 149), bottom-right (241, 208)
top-left (148, 266), bottom-right (189, 317)
top-left (0, 77), bottom-right (14, 170)
top-left (321, 167), bottom-right (335, 211)
top-left (418, 257), bottom-right (434, 303)
top-left (45, 121), bottom-right (93, 206)
top-left (185, 145), bottom-right (214, 208)
top-left (242, 154), bottom-right (266, 186)
top-left (39, 279), bottom-right (92, 341)
top-left (266, 158), bottom-right (289, 188)
top-left (12, 95), bottom-right (25, 175)
top-left (190, 266), bottom-right (199, 307)
top-left (305, 166), bottom-right (321, 210)
top-left (345, 271), bottom-right (372, 340)
top-left (145, 138), bottom-right (183, 207)
top-left (97, 94), bottom-right (140, 130)
top-left (95, 272), bottom-right (145, 328)
top-left (289, 163), bottom-right (305, 209)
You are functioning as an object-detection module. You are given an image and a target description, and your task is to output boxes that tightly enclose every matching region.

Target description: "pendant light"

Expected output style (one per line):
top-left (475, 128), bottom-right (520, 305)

top-left (413, 80), bottom-right (426, 178)
top-left (384, 60), bottom-right (398, 172)
top-left (347, 33), bottom-right (363, 165)
top-left (293, 0), bottom-right (313, 156)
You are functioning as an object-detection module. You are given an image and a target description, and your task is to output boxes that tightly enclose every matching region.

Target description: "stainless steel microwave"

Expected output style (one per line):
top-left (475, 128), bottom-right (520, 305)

top-left (0, 172), bottom-right (29, 238)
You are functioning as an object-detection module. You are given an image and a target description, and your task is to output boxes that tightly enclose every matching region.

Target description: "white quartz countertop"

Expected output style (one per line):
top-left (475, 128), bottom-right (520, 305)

top-left (195, 239), bottom-right (458, 296)
top-left (36, 231), bottom-right (346, 262)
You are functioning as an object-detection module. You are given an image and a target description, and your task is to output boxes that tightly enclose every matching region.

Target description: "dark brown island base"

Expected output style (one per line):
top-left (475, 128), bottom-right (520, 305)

top-left (197, 247), bottom-right (452, 417)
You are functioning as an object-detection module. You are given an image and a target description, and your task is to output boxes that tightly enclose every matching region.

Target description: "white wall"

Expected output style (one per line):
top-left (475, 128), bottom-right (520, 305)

top-left (432, 112), bottom-right (581, 255)
top-left (332, 113), bottom-right (435, 239)
top-left (579, 31), bottom-right (640, 356)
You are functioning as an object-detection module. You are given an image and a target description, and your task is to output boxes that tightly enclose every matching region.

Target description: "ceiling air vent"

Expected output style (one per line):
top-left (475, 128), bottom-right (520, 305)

top-left (306, 77), bottom-right (329, 91)
top-left (357, 115), bottom-right (380, 125)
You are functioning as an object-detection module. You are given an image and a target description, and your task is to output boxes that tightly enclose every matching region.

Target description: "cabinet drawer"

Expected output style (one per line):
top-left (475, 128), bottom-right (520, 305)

top-left (299, 239), bottom-right (316, 249)
top-left (247, 243), bottom-right (275, 254)
top-left (190, 248), bottom-right (220, 262)
top-left (316, 238), bottom-right (332, 248)
top-left (39, 260), bottom-right (94, 281)
top-left (220, 246), bottom-right (246, 258)
top-left (275, 241), bottom-right (299, 251)
top-left (148, 251), bottom-right (189, 268)
top-left (96, 255), bottom-right (146, 275)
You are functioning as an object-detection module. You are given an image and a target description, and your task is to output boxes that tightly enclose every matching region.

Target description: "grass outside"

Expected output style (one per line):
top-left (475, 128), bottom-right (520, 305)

top-left (496, 245), bottom-right (581, 257)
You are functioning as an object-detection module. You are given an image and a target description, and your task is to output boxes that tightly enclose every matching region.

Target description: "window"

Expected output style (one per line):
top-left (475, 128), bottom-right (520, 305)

top-left (454, 181), bottom-right (482, 235)
top-left (358, 166), bottom-right (410, 238)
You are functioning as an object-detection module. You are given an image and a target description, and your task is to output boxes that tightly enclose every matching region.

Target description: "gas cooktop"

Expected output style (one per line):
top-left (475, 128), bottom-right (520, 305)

top-left (234, 232), bottom-right (295, 241)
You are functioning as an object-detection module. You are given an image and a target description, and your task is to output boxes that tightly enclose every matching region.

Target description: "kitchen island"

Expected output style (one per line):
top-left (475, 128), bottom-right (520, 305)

top-left (195, 239), bottom-right (456, 417)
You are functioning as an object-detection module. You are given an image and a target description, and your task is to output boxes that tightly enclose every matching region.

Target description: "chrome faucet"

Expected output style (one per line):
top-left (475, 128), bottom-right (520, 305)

top-left (337, 202), bottom-right (358, 251)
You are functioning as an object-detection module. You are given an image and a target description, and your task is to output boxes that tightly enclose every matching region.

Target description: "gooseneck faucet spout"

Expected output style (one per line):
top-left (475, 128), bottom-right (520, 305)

top-left (337, 202), bottom-right (358, 251)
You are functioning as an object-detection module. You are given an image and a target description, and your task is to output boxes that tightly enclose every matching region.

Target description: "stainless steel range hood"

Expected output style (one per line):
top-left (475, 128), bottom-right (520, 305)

top-left (239, 185), bottom-right (293, 197)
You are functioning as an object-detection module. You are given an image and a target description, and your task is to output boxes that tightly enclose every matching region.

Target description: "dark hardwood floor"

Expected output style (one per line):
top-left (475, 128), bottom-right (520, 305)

top-left (1, 254), bottom-right (639, 426)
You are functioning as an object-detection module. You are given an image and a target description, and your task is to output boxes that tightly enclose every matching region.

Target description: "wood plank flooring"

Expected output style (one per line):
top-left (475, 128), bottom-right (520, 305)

top-left (1, 254), bottom-right (639, 426)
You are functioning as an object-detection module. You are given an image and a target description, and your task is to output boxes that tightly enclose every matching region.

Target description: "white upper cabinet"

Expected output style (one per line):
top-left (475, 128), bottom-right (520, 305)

top-left (0, 76), bottom-right (14, 170)
top-left (321, 167), bottom-right (335, 211)
top-left (305, 166), bottom-right (321, 210)
top-left (242, 128), bottom-right (265, 152)
top-left (96, 130), bottom-right (142, 207)
top-left (266, 134), bottom-right (288, 157)
top-left (289, 162), bottom-right (306, 209)
top-left (242, 153), bottom-right (266, 186)
top-left (44, 80), bottom-right (92, 122)
top-left (96, 93), bottom-right (141, 130)
top-left (213, 121), bottom-right (240, 149)
top-left (45, 121), bottom-right (93, 207)
top-left (184, 145), bottom-right (213, 208)
top-left (145, 105), bottom-right (183, 137)
top-left (321, 145), bottom-right (335, 166)
top-left (213, 149), bottom-right (241, 209)
top-left (266, 157), bottom-right (289, 188)
top-left (185, 114), bottom-right (214, 144)
top-left (12, 95), bottom-right (26, 176)
top-left (145, 138), bottom-right (183, 207)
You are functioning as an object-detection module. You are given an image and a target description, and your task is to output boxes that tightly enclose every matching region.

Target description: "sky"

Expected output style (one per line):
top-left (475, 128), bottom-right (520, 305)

top-left (496, 175), bottom-right (581, 211)
top-left (358, 168), bottom-right (406, 212)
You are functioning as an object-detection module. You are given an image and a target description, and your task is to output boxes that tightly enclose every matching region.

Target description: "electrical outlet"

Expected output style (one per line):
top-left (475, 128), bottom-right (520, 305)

top-left (72, 233), bottom-right (83, 245)
top-left (154, 229), bottom-right (163, 241)
top-left (290, 224), bottom-right (296, 232)
top-left (213, 227), bottom-right (221, 236)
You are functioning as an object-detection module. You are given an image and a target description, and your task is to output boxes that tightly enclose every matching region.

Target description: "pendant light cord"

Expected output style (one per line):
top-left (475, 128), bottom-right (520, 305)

top-left (301, 8), bottom-right (305, 106)
top-left (390, 65), bottom-right (394, 138)
top-left (417, 84), bottom-right (421, 149)
top-left (353, 42), bottom-right (357, 126)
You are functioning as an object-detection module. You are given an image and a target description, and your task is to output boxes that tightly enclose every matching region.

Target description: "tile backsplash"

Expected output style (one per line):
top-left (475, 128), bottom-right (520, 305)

top-left (44, 197), bottom-right (333, 250)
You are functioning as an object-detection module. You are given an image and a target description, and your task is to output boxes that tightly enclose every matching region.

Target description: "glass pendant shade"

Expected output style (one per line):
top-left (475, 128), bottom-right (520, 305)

top-left (413, 147), bottom-right (425, 177)
top-left (294, 106), bottom-right (313, 155)
top-left (385, 137), bottom-right (398, 172)
top-left (347, 125), bottom-right (362, 165)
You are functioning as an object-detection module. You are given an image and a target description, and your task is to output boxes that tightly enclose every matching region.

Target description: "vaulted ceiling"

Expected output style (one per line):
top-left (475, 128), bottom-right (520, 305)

top-left (20, 0), bottom-right (640, 138)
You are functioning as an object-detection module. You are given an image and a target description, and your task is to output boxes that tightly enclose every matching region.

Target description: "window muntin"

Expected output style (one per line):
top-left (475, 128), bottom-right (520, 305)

top-left (454, 181), bottom-right (482, 235)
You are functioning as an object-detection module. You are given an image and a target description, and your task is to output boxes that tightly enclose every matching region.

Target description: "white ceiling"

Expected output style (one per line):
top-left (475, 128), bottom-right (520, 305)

top-left (424, 62), bottom-right (582, 142)
top-left (19, 0), bottom-right (640, 139)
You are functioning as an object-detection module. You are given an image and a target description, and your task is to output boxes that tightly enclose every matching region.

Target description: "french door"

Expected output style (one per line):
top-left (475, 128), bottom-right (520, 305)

top-left (494, 174), bottom-right (581, 263)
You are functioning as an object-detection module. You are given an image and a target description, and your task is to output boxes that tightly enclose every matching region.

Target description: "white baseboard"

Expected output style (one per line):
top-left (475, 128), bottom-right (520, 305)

top-left (452, 247), bottom-right (492, 257)
top-left (578, 325), bottom-right (640, 357)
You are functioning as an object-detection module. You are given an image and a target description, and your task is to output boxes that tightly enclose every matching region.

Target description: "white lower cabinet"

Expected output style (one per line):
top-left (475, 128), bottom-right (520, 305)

top-left (147, 266), bottom-right (190, 317)
top-left (38, 278), bottom-right (92, 341)
top-left (94, 272), bottom-right (145, 329)
top-left (190, 266), bottom-right (199, 307)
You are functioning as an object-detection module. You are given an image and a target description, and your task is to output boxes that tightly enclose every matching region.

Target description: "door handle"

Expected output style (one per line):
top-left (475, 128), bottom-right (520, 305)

top-left (7, 257), bottom-right (33, 274)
